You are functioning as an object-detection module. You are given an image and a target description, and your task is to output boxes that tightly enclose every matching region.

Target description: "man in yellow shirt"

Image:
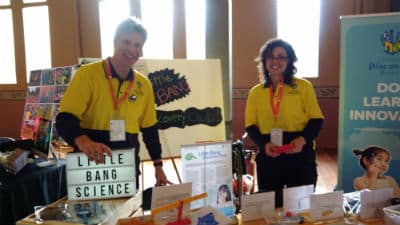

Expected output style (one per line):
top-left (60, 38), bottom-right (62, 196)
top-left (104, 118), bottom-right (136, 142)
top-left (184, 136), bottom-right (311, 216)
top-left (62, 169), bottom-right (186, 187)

top-left (56, 17), bottom-right (171, 188)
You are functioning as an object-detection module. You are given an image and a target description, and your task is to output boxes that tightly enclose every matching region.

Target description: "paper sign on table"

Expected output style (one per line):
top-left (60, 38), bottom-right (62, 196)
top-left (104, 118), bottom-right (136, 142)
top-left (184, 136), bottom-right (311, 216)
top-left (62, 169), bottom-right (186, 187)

top-left (283, 184), bottom-right (314, 213)
top-left (241, 191), bottom-right (275, 222)
top-left (360, 188), bottom-right (393, 220)
top-left (309, 191), bottom-right (344, 221)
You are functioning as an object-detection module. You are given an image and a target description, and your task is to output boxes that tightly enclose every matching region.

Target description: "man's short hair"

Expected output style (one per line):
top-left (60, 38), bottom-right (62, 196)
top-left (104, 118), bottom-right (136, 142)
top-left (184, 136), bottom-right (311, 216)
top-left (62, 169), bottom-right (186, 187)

top-left (114, 17), bottom-right (147, 44)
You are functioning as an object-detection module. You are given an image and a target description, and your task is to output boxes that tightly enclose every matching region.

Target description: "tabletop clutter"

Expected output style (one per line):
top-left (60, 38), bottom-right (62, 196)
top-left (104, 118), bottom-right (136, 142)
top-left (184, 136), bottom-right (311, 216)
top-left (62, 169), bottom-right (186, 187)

top-left (15, 186), bottom-right (400, 225)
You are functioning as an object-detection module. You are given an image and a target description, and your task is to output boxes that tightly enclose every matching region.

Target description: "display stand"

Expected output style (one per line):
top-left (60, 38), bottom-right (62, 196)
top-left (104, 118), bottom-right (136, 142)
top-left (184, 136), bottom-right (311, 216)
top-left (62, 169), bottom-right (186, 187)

top-left (117, 193), bottom-right (207, 225)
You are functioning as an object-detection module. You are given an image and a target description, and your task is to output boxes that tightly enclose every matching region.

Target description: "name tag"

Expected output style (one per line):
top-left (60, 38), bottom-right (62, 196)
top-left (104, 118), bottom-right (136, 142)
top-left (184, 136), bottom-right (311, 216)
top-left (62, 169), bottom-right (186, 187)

top-left (110, 119), bottom-right (126, 141)
top-left (270, 128), bottom-right (283, 146)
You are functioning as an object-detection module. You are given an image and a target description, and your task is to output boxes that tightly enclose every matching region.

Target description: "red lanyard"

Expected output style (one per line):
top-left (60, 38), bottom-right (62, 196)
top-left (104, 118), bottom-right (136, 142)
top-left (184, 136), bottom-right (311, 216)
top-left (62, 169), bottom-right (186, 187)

top-left (104, 58), bottom-right (135, 111)
top-left (269, 81), bottom-right (284, 121)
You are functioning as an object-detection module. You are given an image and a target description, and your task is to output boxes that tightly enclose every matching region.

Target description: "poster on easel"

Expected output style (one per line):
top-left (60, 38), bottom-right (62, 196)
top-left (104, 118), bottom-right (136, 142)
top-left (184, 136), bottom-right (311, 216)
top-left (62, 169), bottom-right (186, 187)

top-left (338, 12), bottom-right (400, 197)
top-left (21, 66), bottom-right (76, 155)
top-left (135, 59), bottom-right (226, 159)
top-left (181, 141), bottom-right (234, 217)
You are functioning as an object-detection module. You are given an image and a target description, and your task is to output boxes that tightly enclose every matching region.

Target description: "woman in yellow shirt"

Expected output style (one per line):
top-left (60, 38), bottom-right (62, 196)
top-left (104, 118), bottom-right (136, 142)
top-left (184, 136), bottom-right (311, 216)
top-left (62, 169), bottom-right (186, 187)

top-left (245, 38), bottom-right (324, 207)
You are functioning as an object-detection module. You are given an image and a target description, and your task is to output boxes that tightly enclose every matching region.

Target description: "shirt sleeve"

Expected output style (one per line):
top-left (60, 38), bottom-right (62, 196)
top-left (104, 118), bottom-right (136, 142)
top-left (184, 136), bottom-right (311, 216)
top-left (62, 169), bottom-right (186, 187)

top-left (139, 79), bottom-right (158, 129)
top-left (141, 125), bottom-right (162, 160)
top-left (59, 66), bottom-right (92, 121)
top-left (55, 112), bottom-right (85, 146)
top-left (245, 87), bottom-right (267, 148)
top-left (301, 118), bottom-right (323, 144)
top-left (300, 79), bottom-right (324, 144)
top-left (303, 80), bottom-right (324, 119)
top-left (56, 67), bottom-right (93, 146)
top-left (245, 87), bottom-right (258, 128)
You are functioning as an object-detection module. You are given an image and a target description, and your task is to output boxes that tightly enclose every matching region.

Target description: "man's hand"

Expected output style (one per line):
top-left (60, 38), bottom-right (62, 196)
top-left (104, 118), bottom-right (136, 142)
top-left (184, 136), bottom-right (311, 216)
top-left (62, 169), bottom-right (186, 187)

top-left (74, 135), bottom-right (113, 164)
top-left (154, 162), bottom-right (173, 186)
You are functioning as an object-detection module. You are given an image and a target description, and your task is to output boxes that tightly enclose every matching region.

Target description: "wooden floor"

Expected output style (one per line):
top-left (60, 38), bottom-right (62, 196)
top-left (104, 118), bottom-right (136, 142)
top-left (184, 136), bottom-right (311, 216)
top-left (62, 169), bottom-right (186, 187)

top-left (315, 149), bottom-right (338, 193)
top-left (138, 149), bottom-right (338, 194)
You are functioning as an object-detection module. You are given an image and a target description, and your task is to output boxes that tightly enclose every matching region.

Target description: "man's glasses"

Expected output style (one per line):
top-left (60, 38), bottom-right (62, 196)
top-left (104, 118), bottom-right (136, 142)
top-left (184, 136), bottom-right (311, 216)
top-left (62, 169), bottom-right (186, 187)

top-left (267, 55), bottom-right (288, 62)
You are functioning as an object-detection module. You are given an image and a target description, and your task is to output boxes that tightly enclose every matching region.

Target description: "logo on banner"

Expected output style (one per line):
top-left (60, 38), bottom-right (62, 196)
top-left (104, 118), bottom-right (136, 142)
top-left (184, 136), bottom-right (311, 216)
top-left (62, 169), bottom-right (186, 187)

top-left (382, 29), bottom-right (400, 55)
top-left (148, 68), bottom-right (191, 106)
top-left (157, 107), bottom-right (223, 129)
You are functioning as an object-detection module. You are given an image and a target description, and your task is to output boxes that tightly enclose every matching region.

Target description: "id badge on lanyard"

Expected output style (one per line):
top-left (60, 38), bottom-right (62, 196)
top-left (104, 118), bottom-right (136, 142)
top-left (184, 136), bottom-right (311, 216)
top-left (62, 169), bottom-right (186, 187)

top-left (270, 128), bottom-right (283, 146)
top-left (110, 114), bottom-right (126, 142)
top-left (105, 57), bottom-right (134, 142)
top-left (270, 81), bottom-right (284, 146)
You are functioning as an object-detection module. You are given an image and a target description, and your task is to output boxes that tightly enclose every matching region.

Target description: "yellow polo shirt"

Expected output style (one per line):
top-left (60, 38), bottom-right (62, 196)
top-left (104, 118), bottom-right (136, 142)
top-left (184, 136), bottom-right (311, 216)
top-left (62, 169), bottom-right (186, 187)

top-left (245, 77), bottom-right (323, 134)
top-left (59, 60), bottom-right (157, 135)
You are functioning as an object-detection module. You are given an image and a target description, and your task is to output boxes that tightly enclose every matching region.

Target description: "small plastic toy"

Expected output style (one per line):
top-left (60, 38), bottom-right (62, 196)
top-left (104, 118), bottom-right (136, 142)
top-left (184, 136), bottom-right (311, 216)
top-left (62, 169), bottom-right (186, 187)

top-left (272, 143), bottom-right (295, 154)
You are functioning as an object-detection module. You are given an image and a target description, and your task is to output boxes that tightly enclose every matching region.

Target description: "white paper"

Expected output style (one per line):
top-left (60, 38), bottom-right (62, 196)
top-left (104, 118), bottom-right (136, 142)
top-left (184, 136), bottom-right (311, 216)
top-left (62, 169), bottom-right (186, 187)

top-left (360, 188), bottom-right (393, 220)
top-left (181, 141), bottom-right (235, 217)
top-left (283, 184), bottom-right (314, 213)
top-left (151, 183), bottom-right (192, 225)
top-left (241, 192), bottom-right (275, 222)
top-left (309, 191), bottom-right (344, 221)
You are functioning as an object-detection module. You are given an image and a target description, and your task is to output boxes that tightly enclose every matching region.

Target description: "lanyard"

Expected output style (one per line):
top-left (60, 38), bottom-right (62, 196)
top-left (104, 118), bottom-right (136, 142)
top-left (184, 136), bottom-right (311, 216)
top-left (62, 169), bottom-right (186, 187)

top-left (269, 81), bottom-right (284, 121)
top-left (104, 58), bottom-right (135, 111)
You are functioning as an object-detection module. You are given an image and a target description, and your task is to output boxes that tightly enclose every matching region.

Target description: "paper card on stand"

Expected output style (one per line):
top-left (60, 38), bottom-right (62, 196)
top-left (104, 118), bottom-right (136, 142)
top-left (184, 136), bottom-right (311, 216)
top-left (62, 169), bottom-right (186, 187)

top-left (283, 184), bottom-right (314, 213)
top-left (151, 183), bottom-right (192, 225)
top-left (309, 191), bottom-right (344, 221)
top-left (360, 188), bottom-right (393, 220)
top-left (241, 191), bottom-right (275, 222)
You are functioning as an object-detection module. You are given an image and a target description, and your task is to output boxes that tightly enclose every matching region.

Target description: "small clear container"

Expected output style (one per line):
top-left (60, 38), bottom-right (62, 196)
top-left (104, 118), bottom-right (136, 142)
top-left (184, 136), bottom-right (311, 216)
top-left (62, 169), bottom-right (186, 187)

top-left (273, 211), bottom-right (303, 225)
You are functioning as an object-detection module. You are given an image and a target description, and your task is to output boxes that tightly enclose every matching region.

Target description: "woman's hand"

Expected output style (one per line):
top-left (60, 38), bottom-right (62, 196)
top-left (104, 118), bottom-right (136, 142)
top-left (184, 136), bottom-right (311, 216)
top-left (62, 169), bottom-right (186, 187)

top-left (287, 136), bottom-right (306, 154)
top-left (264, 142), bottom-right (280, 158)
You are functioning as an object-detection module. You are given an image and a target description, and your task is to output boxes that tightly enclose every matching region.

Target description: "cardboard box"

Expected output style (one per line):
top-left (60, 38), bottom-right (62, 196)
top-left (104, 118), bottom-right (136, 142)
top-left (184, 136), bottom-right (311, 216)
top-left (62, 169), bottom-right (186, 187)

top-left (17, 192), bottom-right (142, 225)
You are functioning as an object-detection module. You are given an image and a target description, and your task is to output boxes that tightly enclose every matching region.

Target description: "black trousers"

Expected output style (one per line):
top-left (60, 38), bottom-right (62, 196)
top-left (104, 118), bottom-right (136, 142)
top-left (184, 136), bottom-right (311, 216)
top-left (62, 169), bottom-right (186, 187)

top-left (256, 150), bottom-right (317, 207)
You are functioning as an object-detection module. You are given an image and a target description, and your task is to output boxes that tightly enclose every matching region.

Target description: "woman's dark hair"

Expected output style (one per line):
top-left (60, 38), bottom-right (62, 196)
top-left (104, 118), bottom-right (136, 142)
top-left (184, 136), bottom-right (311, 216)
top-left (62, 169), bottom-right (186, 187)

top-left (353, 146), bottom-right (391, 169)
top-left (255, 38), bottom-right (297, 87)
top-left (217, 184), bottom-right (232, 203)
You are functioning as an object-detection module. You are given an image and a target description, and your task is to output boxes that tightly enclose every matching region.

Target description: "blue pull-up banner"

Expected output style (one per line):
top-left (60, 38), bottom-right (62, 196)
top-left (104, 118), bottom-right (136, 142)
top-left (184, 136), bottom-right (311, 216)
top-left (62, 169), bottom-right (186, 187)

top-left (338, 12), bottom-right (400, 197)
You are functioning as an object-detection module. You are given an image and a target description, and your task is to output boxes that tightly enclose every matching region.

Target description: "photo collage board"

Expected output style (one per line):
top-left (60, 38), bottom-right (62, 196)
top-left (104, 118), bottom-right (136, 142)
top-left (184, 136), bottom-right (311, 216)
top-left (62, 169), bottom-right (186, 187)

top-left (20, 66), bottom-right (76, 154)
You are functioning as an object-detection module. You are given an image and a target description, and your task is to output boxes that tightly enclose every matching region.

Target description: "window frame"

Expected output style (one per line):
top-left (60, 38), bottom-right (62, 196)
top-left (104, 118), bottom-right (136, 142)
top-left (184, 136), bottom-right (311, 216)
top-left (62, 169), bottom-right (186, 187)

top-left (277, 0), bottom-right (321, 78)
top-left (0, 0), bottom-right (49, 92)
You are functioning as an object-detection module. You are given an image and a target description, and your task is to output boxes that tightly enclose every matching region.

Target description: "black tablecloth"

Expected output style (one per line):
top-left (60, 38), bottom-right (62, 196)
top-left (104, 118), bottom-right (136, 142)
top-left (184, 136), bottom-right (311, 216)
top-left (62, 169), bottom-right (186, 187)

top-left (0, 159), bottom-right (66, 225)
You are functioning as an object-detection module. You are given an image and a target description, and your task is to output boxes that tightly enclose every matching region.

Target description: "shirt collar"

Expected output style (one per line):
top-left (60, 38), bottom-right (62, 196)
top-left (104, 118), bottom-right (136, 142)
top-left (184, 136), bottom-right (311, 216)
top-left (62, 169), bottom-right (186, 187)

top-left (107, 60), bottom-right (134, 81)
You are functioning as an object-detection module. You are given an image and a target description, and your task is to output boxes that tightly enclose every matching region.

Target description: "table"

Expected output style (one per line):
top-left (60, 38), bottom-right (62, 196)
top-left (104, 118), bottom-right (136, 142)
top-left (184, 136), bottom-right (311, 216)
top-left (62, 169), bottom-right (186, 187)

top-left (238, 214), bottom-right (385, 225)
top-left (0, 159), bottom-right (66, 225)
